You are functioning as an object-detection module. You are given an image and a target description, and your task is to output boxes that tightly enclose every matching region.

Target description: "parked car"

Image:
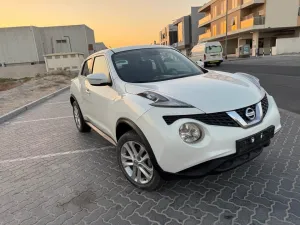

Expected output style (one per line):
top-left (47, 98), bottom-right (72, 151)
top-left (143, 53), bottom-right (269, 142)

top-left (190, 41), bottom-right (223, 67)
top-left (70, 45), bottom-right (281, 190)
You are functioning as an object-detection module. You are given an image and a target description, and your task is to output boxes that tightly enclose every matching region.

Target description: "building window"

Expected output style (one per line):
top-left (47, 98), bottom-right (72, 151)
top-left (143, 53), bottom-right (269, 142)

top-left (63, 55), bottom-right (68, 58)
top-left (46, 56), bottom-right (52, 59)
top-left (212, 24), bottom-right (217, 36)
top-left (88, 44), bottom-right (94, 51)
top-left (298, 6), bottom-right (300, 16)
top-left (64, 67), bottom-right (70, 70)
top-left (55, 56), bottom-right (60, 59)
top-left (232, 0), bottom-right (238, 9)
top-left (220, 21), bottom-right (227, 34)
top-left (72, 66), bottom-right (78, 69)
top-left (56, 40), bottom-right (67, 43)
top-left (57, 67), bottom-right (63, 70)
top-left (212, 6), bottom-right (218, 17)
top-left (70, 54), bottom-right (76, 58)
top-left (178, 22), bottom-right (183, 43)
top-left (221, 1), bottom-right (226, 14)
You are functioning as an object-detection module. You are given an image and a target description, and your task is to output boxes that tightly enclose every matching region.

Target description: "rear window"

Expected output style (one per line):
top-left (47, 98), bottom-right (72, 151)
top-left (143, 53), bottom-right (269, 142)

top-left (206, 45), bottom-right (223, 54)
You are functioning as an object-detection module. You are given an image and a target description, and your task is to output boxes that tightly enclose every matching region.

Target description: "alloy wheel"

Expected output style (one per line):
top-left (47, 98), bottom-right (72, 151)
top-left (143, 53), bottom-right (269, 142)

top-left (73, 105), bottom-right (81, 129)
top-left (121, 141), bottom-right (154, 184)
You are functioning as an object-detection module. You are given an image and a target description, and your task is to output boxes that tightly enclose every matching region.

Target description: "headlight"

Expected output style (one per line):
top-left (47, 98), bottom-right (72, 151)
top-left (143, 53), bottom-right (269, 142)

top-left (138, 91), bottom-right (193, 108)
top-left (179, 123), bottom-right (202, 143)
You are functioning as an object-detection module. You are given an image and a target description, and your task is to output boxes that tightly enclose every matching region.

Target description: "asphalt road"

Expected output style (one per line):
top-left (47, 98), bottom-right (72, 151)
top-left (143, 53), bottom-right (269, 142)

top-left (212, 56), bottom-right (300, 114)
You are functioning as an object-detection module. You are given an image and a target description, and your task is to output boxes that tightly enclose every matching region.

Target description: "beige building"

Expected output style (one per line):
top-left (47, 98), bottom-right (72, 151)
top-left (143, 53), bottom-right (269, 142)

top-left (198, 0), bottom-right (300, 56)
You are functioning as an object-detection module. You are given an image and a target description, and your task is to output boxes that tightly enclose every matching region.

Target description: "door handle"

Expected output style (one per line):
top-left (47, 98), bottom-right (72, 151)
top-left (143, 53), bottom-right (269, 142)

top-left (85, 89), bottom-right (90, 95)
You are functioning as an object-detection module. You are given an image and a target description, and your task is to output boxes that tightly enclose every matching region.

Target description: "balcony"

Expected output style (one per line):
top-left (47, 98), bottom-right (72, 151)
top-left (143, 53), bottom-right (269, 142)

top-left (198, 14), bottom-right (212, 27)
top-left (199, 31), bottom-right (211, 40)
top-left (241, 0), bottom-right (265, 9)
top-left (241, 16), bottom-right (265, 29)
top-left (231, 25), bottom-right (237, 31)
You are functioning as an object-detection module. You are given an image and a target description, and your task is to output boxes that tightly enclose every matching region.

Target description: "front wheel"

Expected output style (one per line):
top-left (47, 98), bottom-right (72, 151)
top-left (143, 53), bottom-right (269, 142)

top-left (117, 131), bottom-right (163, 191)
top-left (72, 101), bottom-right (91, 132)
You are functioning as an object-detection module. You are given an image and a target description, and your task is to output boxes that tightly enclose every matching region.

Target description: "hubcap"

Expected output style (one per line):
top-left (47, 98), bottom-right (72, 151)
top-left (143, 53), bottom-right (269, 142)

top-left (73, 105), bottom-right (81, 128)
top-left (121, 141), bottom-right (153, 184)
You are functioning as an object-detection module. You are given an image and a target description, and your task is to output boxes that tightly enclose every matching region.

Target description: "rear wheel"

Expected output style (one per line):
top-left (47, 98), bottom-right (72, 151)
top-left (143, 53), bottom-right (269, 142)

top-left (72, 101), bottom-right (91, 132)
top-left (117, 131), bottom-right (163, 191)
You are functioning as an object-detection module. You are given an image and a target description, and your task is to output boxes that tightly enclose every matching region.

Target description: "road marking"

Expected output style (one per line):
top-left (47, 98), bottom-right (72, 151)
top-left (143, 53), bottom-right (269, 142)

top-left (8, 116), bottom-right (73, 124)
top-left (0, 146), bottom-right (115, 164)
top-left (45, 101), bottom-right (69, 105)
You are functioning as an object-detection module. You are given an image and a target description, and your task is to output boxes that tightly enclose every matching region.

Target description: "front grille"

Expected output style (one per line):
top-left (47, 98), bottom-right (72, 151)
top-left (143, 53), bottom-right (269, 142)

top-left (261, 95), bottom-right (269, 117)
top-left (163, 113), bottom-right (239, 127)
top-left (235, 104), bottom-right (256, 122)
top-left (163, 94), bottom-right (269, 127)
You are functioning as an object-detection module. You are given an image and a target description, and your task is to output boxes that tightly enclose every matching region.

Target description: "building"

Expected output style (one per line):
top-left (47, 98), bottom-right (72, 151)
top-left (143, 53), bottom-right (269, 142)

top-left (0, 25), bottom-right (96, 65)
top-left (159, 7), bottom-right (205, 55)
top-left (198, 0), bottom-right (300, 56)
top-left (93, 42), bottom-right (107, 52)
top-left (44, 52), bottom-right (84, 72)
top-left (159, 24), bottom-right (178, 46)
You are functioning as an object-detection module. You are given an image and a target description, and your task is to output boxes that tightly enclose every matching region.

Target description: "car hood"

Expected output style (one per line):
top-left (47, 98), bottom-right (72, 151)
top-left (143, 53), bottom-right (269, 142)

top-left (125, 70), bottom-right (265, 113)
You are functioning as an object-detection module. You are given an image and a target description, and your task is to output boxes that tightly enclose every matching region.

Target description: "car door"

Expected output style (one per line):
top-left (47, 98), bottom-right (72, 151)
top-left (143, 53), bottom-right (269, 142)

top-left (78, 58), bottom-right (94, 119)
top-left (85, 55), bottom-right (119, 138)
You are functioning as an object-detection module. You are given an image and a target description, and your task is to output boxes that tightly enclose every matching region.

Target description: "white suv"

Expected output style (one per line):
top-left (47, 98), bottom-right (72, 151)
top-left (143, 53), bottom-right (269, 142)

top-left (70, 45), bottom-right (281, 190)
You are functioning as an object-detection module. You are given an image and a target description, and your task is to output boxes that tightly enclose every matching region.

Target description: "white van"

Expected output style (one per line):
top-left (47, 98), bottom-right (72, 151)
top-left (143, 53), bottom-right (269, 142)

top-left (190, 42), bottom-right (223, 67)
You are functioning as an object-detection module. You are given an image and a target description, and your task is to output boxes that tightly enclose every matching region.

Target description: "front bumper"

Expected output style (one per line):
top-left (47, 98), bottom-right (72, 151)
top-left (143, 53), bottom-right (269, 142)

top-left (136, 95), bottom-right (281, 174)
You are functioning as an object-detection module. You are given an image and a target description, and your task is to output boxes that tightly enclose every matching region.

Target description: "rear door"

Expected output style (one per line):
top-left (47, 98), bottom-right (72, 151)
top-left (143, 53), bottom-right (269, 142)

top-left (78, 58), bottom-right (94, 119)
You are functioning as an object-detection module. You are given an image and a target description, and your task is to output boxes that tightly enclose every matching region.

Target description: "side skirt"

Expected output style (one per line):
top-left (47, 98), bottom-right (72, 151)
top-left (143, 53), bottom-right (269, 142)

top-left (85, 122), bottom-right (117, 146)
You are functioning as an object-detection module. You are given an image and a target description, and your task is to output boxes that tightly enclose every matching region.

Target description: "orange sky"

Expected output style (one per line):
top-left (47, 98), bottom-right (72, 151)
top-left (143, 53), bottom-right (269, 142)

top-left (1, 0), bottom-right (208, 47)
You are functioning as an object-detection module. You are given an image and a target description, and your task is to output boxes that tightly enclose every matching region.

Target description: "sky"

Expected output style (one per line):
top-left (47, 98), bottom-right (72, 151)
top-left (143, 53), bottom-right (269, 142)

top-left (1, 0), bottom-right (209, 47)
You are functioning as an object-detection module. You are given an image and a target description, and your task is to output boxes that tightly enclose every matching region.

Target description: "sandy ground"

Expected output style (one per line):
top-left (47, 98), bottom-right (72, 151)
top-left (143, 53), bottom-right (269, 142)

top-left (0, 75), bottom-right (72, 116)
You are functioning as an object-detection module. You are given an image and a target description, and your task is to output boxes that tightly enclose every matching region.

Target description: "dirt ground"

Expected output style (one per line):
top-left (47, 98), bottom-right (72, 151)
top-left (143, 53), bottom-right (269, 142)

top-left (0, 73), bottom-right (75, 116)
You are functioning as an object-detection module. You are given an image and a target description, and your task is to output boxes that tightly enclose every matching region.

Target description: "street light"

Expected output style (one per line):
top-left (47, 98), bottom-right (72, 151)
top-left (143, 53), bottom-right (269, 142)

top-left (63, 36), bottom-right (72, 52)
top-left (224, 0), bottom-right (228, 60)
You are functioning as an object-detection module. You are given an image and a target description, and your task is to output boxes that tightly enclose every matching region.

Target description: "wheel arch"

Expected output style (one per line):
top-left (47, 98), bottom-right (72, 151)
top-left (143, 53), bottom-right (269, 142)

top-left (116, 118), bottom-right (165, 175)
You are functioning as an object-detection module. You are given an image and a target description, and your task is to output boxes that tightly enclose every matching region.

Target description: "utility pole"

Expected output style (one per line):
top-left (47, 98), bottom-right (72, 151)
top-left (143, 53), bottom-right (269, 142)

top-left (224, 0), bottom-right (228, 59)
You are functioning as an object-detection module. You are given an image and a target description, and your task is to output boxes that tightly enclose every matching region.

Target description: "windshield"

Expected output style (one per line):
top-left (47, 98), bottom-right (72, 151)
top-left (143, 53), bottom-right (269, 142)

top-left (206, 45), bottom-right (222, 54)
top-left (112, 48), bottom-right (204, 83)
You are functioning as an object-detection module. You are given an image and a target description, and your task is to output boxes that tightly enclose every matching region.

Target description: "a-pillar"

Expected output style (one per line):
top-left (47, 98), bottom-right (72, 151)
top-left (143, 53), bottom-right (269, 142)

top-left (252, 31), bottom-right (259, 56)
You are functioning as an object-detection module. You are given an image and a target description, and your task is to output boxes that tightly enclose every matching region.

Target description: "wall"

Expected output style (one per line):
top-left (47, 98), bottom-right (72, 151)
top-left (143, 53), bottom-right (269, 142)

top-left (191, 7), bottom-right (205, 46)
top-left (0, 27), bottom-right (39, 64)
top-left (274, 37), bottom-right (300, 55)
top-left (265, 0), bottom-right (298, 28)
top-left (0, 64), bottom-right (46, 79)
top-left (85, 26), bottom-right (96, 55)
top-left (41, 25), bottom-right (92, 58)
top-left (45, 54), bottom-right (84, 72)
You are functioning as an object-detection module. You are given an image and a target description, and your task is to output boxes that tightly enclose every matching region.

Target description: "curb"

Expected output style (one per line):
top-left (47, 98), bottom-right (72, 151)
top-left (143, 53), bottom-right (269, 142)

top-left (0, 86), bottom-right (70, 124)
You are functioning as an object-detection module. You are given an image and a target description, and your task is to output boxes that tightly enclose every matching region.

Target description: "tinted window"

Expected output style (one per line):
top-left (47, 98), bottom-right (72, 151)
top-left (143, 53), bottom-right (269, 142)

top-left (93, 56), bottom-right (110, 80)
top-left (206, 46), bottom-right (222, 54)
top-left (81, 59), bottom-right (93, 76)
top-left (112, 48), bottom-right (203, 83)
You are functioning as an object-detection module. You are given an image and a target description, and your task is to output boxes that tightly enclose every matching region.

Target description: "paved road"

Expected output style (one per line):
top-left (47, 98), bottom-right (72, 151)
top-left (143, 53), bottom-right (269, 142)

top-left (213, 56), bottom-right (300, 115)
top-left (1, 90), bottom-right (300, 225)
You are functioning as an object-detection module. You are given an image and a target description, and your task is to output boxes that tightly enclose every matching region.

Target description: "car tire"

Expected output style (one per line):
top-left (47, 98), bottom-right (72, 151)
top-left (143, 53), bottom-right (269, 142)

top-left (117, 131), bottom-right (164, 191)
top-left (72, 101), bottom-right (91, 133)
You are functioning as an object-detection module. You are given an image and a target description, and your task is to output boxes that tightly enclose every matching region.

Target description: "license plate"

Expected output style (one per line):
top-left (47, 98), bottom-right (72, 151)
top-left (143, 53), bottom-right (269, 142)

top-left (236, 126), bottom-right (275, 154)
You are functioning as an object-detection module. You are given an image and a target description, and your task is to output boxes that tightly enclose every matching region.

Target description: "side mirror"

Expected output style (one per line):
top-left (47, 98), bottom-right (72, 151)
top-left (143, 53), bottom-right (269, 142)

top-left (87, 73), bottom-right (110, 86)
top-left (196, 61), bottom-right (204, 68)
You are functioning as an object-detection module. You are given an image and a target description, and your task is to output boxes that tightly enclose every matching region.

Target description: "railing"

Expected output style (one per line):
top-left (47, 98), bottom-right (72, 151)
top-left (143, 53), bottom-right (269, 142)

top-left (241, 16), bottom-right (265, 29)
top-left (198, 14), bottom-right (212, 26)
top-left (199, 31), bottom-right (211, 40)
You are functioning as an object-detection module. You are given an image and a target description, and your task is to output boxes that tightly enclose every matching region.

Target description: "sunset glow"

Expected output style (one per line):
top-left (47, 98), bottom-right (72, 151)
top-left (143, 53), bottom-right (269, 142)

top-left (1, 0), bottom-right (208, 47)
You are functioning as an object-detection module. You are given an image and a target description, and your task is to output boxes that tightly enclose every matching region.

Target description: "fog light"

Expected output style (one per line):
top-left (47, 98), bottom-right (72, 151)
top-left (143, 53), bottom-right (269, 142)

top-left (179, 123), bottom-right (202, 143)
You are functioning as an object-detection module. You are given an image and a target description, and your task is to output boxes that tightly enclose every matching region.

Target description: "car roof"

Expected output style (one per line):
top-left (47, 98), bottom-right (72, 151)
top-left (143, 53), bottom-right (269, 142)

top-left (89, 45), bottom-right (173, 59)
